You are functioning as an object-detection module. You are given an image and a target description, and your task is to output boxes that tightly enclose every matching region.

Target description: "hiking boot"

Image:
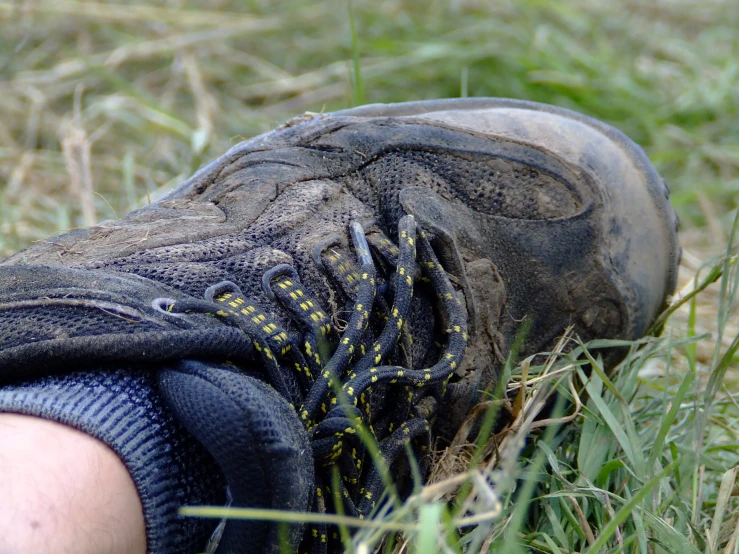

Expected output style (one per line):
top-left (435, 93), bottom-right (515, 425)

top-left (0, 98), bottom-right (679, 553)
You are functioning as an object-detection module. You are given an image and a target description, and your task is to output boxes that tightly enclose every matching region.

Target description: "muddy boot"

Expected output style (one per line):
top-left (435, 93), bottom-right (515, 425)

top-left (0, 98), bottom-right (679, 554)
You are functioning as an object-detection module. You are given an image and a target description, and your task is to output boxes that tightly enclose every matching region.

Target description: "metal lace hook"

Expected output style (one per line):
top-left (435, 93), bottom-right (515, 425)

top-left (151, 297), bottom-right (179, 315)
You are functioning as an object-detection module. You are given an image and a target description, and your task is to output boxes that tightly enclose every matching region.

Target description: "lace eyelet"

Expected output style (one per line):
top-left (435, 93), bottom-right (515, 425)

top-left (151, 297), bottom-right (179, 315)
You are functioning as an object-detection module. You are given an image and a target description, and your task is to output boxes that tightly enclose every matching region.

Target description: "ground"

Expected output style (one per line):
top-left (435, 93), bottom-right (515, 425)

top-left (0, 1), bottom-right (737, 552)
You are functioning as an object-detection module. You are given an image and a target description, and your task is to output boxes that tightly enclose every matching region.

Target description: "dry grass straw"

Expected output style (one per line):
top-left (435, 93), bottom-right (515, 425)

top-left (428, 330), bottom-right (579, 490)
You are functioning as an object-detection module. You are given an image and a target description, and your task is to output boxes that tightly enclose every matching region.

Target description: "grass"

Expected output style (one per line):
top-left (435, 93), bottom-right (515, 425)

top-left (1, 0), bottom-right (738, 552)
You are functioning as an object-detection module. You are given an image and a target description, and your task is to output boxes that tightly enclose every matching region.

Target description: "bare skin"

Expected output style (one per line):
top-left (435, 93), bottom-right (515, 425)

top-left (0, 414), bottom-right (147, 554)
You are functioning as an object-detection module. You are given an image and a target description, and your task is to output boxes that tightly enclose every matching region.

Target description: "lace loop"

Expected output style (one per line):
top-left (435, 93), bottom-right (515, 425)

top-left (299, 222), bottom-right (379, 427)
top-left (311, 235), bottom-right (343, 270)
top-left (203, 280), bottom-right (243, 303)
top-left (260, 263), bottom-right (299, 300)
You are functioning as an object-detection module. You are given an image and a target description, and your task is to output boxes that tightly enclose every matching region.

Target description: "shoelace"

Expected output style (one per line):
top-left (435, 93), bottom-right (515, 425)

top-left (153, 214), bottom-right (468, 549)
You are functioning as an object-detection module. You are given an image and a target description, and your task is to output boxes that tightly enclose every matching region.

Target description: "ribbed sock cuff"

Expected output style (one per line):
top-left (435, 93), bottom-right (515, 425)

top-left (0, 367), bottom-right (226, 554)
